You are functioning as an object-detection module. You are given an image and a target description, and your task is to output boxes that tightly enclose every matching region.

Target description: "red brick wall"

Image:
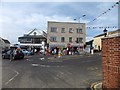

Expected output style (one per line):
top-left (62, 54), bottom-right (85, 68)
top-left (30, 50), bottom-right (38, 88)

top-left (102, 36), bottom-right (120, 89)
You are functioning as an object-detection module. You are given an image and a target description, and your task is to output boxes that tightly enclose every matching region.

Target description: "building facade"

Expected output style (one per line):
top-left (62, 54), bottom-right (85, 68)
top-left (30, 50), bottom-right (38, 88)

top-left (0, 37), bottom-right (10, 51)
top-left (18, 29), bottom-right (47, 52)
top-left (93, 34), bottom-right (104, 51)
top-left (93, 29), bottom-right (120, 51)
top-left (47, 21), bottom-right (86, 49)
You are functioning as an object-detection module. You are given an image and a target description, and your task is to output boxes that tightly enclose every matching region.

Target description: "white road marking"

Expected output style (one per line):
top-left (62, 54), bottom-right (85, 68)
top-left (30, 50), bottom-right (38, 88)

top-left (31, 64), bottom-right (39, 66)
top-left (26, 59), bottom-right (33, 61)
top-left (54, 77), bottom-right (59, 80)
top-left (59, 71), bottom-right (64, 75)
top-left (31, 64), bottom-right (64, 68)
top-left (39, 58), bottom-right (45, 61)
top-left (5, 70), bottom-right (19, 85)
top-left (40, 65), bottom-right (46, 67)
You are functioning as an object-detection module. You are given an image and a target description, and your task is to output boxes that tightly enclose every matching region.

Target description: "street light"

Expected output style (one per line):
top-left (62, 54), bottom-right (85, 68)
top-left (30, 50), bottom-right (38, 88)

top-left (74, 14), bottom-right (86, 23)
top-left (103, 28), bottom-right (107, 37)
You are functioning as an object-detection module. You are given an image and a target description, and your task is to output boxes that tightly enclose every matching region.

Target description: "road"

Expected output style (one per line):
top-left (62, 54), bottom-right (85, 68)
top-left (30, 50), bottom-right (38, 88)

top-left (2, 54), bottom-right (102, 89)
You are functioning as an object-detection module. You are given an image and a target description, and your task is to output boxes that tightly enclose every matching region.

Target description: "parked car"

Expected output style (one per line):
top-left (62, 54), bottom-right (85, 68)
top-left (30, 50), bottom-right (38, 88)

top-left (21, 49), bottom-right (34, 55)
top-left (2, 49), bottom-right (24, 60)
top-left (2, 49), bottom-right (11, 54)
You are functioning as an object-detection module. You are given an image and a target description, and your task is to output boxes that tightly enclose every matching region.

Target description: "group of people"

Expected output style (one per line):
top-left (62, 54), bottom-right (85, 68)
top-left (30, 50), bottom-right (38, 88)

top-left (42, 46), bottom-right (82, 58)
top-left (43, 48), bottom-right (62, 58)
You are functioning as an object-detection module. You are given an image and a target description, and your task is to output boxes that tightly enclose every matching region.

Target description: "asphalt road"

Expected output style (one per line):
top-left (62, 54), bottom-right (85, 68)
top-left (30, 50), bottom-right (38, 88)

top-left (2, 53), bottom-right (102, 89)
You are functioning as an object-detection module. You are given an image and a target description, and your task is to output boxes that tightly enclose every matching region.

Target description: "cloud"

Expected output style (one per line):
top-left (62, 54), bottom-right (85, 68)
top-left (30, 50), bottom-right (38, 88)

top-left (0, 2), bottom-right (118, 43)
top-left (1, 0), bottom-right (118, 2)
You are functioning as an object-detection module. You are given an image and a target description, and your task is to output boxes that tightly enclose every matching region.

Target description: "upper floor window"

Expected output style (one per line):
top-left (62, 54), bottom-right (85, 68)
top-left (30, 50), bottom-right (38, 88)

top-left (76, 28), bottom-right (82, 33)
top-left (61, 28), bottom-right (65, 33)
top-left (50, 36), bottom-right (57, 42)
top-left (69, 28), bottom-right (73, 33)
top-left (61, 37), bottom-right (65, 42)
top-left (76, 38), bottom-right (83, 43)
top-left (51, 27), bottom-right (57, 32)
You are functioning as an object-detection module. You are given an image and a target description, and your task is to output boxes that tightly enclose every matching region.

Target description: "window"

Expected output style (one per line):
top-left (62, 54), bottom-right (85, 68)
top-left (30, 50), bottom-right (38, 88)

top-left (76, 28), bottom-right (82, 33)
top-left (69, 28), bottom-right (73, 33)
top-left (95, 45), bottom-right (97, 48)
top-left (34, 38), bottom-right (41, 43)
top-left (34, 32), bottom-right (37, 35)
top-left (51, 27), bottom-right (57, 32)
top-left (50, 37), bottom-right (57, 42)
top-left (69, 37), bottom-right (72, 42)
top-left (76, 38), bottom-right (83, 43)
top-left (27, 38), bottom-right (31, 41)
top-left (61, 28), bottom-right (65, 33)
top-left (61, 37), bottom-right (65, 42)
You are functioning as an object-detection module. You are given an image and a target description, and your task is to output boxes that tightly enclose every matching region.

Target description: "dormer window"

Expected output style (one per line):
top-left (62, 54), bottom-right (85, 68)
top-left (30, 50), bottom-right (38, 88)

top-left (34, 32), bottom-right (37, 35)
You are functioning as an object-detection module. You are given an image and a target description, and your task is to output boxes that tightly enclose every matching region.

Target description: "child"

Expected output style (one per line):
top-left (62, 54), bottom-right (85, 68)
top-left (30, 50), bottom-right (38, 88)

top-left (54, 48), bottom-right (57, 58)
top-left (58, 48), bottom-right (61, 58)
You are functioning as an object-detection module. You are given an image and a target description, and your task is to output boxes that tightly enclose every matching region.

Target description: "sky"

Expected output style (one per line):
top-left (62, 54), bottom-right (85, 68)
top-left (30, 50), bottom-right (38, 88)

top-left (0, 0), bottom-right (119, 44)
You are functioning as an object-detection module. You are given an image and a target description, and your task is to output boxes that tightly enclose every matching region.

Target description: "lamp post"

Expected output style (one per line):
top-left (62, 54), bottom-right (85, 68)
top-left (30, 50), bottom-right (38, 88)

top-left (74, 14), bottom-right (86, 23)
top-left (103, 28), bottom-right (107, 37)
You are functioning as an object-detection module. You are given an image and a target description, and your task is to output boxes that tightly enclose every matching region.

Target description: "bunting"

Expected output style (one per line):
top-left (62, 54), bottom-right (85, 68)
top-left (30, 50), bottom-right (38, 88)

top-left (86, 26), bottom-right (117, 29)
top-left (87, 1), bottom-right (119, 24)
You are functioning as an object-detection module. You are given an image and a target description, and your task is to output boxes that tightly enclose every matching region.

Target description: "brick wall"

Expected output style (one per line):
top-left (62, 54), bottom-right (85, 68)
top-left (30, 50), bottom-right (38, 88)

top-left (102, 36), bottom-right (120, 89)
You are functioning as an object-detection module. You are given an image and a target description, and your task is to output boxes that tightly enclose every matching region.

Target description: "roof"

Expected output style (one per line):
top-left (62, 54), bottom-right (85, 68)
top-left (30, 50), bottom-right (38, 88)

top-left (86, 40), bottom-right (93, 45)
top-left (94, 33), bottom-right (105, 38)
top-left (22, 28), bottom-right (47, 38)
top-left (48, 21), bottom-right (85, 25)
top-left (2, 38), bottom-right (10, 44)
top-left (27, 28), bottom-right (43, 35)
top-left (94, 29), bottom-right (120, 38)
top-left (108, 29), bottom-right (120, 35)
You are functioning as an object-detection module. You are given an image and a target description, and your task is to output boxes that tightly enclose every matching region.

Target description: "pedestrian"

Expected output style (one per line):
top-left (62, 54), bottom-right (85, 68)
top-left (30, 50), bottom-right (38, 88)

top-left (10, 49), bottom-right (15, 61)
top-left (58, 48), bottom-right (61, 58)
top-left (54, 48), bottom-right (57, 58)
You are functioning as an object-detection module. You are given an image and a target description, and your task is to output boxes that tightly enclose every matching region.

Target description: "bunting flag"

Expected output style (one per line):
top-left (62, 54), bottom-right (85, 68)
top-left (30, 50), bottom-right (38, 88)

top-left (87, 1), bottom-right (119, 24)
top-left (74, 19), bottom-right (77, 21)
top-left (86, 26), bottom-right (117, 29)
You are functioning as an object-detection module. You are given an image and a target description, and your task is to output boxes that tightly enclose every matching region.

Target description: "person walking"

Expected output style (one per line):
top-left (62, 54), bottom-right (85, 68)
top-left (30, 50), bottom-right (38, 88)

top-left (54, 48), bottom-right (57, 58)
top-left (10, 49), bottom-right (15, 61)
top-left (58, 48), bottom-right (61, 58)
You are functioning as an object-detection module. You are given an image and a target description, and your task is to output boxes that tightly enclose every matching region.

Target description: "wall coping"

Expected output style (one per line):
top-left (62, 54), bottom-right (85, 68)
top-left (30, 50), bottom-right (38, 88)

top-left (101, 35), bottom-right (120, 40)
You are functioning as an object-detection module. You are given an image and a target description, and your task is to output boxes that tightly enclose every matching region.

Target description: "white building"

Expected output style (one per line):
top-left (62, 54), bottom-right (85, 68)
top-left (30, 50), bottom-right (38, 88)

top-left (0, 37), bottom-right (10, 51)
top-left (18, 28), bottom-right (47, 52)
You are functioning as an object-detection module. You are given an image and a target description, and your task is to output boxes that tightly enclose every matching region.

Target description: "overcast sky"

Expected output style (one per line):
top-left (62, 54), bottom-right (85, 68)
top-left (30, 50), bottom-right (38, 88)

top-left (0, 0), bottom-right (119, 44)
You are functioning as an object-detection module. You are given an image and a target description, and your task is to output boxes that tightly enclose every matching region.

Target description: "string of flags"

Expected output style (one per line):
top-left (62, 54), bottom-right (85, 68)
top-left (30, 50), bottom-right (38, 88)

top-left (87, 0), bottom-right (120, 24)
top-left (86, 26), bottom-right (117, 29)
